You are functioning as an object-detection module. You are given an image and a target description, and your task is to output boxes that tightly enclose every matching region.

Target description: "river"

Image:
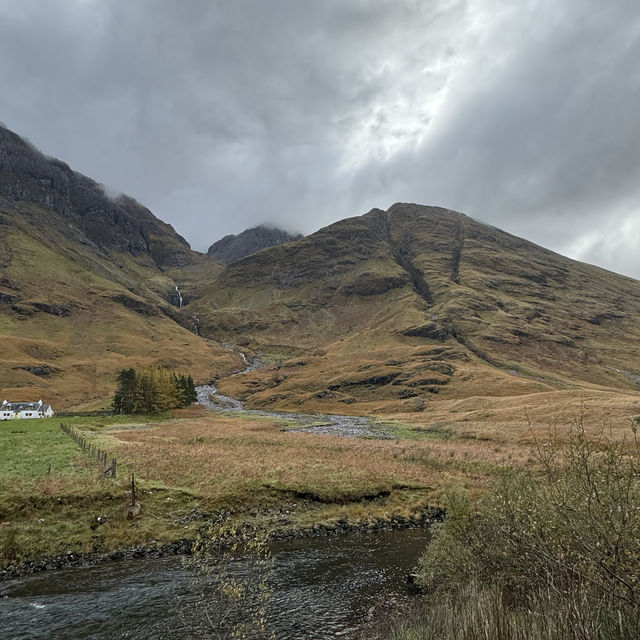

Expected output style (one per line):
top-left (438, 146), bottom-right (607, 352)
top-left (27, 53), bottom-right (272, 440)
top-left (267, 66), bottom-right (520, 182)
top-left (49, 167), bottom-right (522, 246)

top-left (1, 527), bottom-right (429, 639)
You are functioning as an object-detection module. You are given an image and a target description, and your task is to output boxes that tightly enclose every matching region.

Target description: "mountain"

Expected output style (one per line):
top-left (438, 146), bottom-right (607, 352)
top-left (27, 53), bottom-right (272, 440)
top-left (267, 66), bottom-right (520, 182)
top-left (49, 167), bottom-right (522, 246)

top-left (186, 203), bottom-right (640, 415)
top-left (0, 126), bottom-right (195, 268)
top-left (207, 225), bottom-right (303, 265)
top-left (0, 125), bottom-right (240, 409)
top-left (1, 124), bottom-right (639, 420)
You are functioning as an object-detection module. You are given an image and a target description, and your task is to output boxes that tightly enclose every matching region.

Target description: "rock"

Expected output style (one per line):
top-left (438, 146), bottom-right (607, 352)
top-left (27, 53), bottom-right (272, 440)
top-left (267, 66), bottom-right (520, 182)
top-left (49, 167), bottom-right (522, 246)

top-left (406, 572), bottom-right (423, 594)
top-left (0, 124), bottom-right (193, 267)
top-left (339, 272), bottom-right (408, 297)
top-left (14, 365), bottom-right (57, 378)
top-left (30, 302), bottom-right (71, 316)
top-left (123, 502), bottom-right (141, 520)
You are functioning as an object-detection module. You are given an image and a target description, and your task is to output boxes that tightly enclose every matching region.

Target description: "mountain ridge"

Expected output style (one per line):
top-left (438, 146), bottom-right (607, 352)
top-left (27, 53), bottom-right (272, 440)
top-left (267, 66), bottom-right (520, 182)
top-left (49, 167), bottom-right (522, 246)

top-left (0, 124), bottom-right (639, 420)
top-left (186, 202), bottom-right (640, 413)
top-left (0, 125), bottom-right (194, 268)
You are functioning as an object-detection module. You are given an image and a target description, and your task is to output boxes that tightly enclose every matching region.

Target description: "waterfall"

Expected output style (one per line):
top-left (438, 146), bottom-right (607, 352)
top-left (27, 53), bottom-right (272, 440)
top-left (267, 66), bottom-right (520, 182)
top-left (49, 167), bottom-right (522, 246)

top-left (175, 285), bottom-right (183, 309)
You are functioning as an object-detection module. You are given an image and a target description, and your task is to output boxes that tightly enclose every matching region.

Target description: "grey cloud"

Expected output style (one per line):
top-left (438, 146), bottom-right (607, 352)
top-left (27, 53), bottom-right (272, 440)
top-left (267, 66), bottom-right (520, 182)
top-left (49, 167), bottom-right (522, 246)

top-left (0, 0), bottom-right (638, 277)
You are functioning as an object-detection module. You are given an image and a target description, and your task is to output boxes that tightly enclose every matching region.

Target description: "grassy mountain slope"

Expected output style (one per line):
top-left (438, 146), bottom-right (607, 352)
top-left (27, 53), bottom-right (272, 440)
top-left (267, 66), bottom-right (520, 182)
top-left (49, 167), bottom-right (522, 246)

top-left (186, 204), bottom-right (640, 415)
top-left (1, 121), bottom-right (638, 419)
top-left (0, 127), bottom-right (239, 409)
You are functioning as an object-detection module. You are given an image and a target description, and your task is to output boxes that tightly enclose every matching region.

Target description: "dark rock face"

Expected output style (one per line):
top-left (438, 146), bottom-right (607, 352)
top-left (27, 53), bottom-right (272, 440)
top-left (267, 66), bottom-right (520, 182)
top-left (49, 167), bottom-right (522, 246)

top-left (207, 225), bottom-right (303, 265)
top-left (14, 365), bottom-right (58, 377)
top-left (0, 125), bottom-right (192, 267)
top-left (0, 292), bottom-right (19, 304)
top-left (29, 302), bottom-right (71, 316)
top-left (339, 272), bottom-right (408, 297)
top-left (109, 293), bottom-right (159, 316)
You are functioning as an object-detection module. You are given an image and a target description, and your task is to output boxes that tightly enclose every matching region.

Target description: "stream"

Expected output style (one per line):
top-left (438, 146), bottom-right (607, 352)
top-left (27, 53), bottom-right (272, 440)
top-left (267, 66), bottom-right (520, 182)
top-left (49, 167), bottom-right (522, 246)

top-left (195, 346), bottom-right (395, 438)
top-left (1, 527), bottom-right (430, 639)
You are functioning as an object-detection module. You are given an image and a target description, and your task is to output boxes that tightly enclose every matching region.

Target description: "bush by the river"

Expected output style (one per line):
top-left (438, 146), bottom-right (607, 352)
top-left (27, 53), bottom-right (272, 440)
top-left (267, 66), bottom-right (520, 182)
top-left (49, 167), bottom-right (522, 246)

top-left (113, 366), bottom-right (197, 414)
top-left (391, 419), bottom-right (640, 640)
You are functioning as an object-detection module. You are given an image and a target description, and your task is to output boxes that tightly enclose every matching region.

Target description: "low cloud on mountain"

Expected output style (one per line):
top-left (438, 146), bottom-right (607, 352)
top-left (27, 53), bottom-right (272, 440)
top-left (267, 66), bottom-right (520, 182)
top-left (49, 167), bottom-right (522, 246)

top-left (0, 0), bottom-right (638, 276)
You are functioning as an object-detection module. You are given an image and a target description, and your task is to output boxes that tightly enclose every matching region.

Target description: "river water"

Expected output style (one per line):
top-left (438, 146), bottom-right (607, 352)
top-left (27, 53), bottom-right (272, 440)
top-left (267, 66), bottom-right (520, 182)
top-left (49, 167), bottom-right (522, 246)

top-left (1, 527), bottom-right (429, 639)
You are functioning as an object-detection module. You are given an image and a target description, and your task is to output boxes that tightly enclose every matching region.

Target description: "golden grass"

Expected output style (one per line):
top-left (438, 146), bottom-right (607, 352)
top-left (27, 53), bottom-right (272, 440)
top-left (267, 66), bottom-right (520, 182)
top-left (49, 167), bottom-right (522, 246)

top-left (392, 388), bottom-right (640, 443)
top-left (3, 397), bottom-right (638, 567)
top-left (188, 205), bottom-right (640, 419)
top-left (102, 412), bottom-right (536, 511)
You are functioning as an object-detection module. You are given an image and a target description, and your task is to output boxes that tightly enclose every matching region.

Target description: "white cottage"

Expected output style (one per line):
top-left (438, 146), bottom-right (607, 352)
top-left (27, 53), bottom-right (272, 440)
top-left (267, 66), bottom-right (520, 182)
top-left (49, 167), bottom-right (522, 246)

top-left (0, 400), bottom-right (54, 420)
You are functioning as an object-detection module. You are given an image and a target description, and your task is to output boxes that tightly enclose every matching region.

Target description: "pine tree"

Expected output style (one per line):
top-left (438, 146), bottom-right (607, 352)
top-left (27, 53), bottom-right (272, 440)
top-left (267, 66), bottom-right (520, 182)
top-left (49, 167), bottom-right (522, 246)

top-left (114, 368), bottom-right (137, 414)
top-left (176, 374), bottom-right (187, 407)
top-left (136, 366), bottom-right (158, 413)
top-left (186, 375), bottom-right (197, 405)
top-left (155, 369), bottom-right (180, 412)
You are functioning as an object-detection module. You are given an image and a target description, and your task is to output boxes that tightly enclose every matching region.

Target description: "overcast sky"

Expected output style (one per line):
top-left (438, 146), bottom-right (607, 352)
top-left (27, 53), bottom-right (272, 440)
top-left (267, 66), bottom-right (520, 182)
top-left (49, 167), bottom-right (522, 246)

top-left (1, 1), bottom-right (639, 278)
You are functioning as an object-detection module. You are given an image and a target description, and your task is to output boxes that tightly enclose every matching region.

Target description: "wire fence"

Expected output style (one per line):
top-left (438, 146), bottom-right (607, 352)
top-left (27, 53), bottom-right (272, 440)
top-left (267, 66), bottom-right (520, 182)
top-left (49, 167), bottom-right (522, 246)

top-left (60, 422), bottom-right (117, 477)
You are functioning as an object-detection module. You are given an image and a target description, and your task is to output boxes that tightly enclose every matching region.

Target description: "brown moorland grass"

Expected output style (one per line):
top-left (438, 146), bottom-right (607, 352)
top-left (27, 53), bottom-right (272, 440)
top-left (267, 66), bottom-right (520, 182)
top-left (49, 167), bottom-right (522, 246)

top-left (109, 414), bottom-right (535, 502)
top-left (3, 395), bottom-right (638, 568)
top-left (388, 388), bottom-right (640, 442)
top-left (0, 408), bottom-right (538, 567)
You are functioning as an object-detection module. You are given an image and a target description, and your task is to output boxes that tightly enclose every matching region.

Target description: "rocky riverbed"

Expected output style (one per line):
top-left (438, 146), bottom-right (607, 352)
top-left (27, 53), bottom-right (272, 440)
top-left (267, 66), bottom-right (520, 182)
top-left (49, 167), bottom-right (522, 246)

top-left (196, 383), bottom-right (393, 438)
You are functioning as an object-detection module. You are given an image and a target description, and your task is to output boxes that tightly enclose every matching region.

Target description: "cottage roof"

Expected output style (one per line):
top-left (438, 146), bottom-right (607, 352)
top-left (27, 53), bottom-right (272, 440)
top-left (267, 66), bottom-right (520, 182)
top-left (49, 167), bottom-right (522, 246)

top-left (1, 401), bottom-right (52, 412)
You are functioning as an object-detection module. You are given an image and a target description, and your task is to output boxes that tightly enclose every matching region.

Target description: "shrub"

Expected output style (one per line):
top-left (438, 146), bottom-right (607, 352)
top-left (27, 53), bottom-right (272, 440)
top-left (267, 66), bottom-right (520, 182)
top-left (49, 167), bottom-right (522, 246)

top-left (406, 419), bottom-right (640, 639)
top-left (181, 519), bottom-right (273, 639)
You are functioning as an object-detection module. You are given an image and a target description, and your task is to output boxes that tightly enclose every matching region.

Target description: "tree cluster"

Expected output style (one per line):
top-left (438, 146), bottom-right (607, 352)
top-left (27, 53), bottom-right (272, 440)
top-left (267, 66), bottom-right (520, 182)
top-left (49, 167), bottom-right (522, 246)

top-left (113, 366), bottom-right (197, 414)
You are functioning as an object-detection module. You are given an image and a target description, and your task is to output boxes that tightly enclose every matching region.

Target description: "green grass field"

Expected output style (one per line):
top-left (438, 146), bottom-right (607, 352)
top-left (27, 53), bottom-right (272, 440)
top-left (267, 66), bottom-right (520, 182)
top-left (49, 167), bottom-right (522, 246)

top-left (0, 415), bottom-right (162, 483)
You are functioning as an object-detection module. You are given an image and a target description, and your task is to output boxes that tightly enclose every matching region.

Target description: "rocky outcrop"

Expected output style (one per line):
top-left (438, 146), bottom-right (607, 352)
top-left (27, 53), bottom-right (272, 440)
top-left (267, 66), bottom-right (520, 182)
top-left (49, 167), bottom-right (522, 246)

top-left (339, 271), bottom-right (408, 297)
top-left (207, 225), bottom-right (303, 265)
top-left (0, 125), bottom-right (192, 267)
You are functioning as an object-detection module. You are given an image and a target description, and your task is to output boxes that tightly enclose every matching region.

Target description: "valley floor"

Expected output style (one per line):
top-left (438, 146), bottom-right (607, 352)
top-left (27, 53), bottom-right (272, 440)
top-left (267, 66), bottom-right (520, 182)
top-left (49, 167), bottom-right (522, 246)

top-left (1, 394), bottom-right (637, 572)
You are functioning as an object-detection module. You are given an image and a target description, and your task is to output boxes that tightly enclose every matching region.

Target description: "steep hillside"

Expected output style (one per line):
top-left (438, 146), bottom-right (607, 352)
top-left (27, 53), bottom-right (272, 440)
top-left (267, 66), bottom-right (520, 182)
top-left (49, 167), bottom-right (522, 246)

top-left (0, 126), bottom-right (239, 409)
top-left (187, 204), bottom-right (640, 414)
top-left (0, 125), bottom-right (195, 267)
top-left (207, 225), bottom-right (303, 265)
top-left (2, 122), bottom-right (639, 419)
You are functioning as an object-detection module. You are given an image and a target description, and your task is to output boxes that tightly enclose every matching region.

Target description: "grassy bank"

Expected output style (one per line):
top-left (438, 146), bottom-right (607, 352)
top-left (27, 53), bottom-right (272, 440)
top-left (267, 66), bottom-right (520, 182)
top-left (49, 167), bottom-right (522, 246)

top-left (0, 407), bottom-right (536, 568)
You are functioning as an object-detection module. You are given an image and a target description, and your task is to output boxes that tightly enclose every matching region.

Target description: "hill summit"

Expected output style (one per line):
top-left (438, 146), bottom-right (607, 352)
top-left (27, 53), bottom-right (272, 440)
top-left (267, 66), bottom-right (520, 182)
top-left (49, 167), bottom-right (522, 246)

top-left (207, 225), bottom-right (303, 265)
top-left (189, 203), bottom-right (640, 415)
